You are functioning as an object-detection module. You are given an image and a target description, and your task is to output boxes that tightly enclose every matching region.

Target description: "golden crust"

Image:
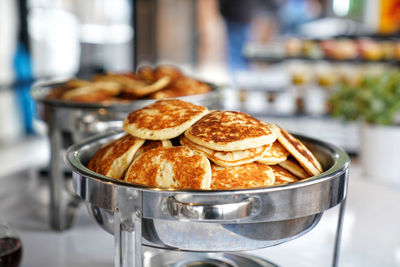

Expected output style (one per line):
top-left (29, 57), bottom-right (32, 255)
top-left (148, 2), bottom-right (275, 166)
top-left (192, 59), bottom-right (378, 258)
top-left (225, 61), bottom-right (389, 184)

top-left (87, 134), bottom-right (145, 180)
top-left (93, 73), bottom-right (142, 84)
top-left (211, 163), bottom-right (275, 190)
top-left (64, 79), bottom-right (92, 89)
top-left (185, 111), bottom-right (276, 151)
top-left (68, 92), bottom-right (115, 102)
top-left (150, 77), bottom-right (211, 99)
top-left (154, 65), bottom-right (183, 82)
top-left (279, 157), bottom-right (310, 179)
top-left (123, 99), bottom-right (208, 140)
top-left (46, 65), bottom-right (212, 102)
top-left (180, 136), bottom-right (268, 167)
top-left (133, 139), bottom-right (172, 160)
top-left (270, 165), bottom-right (298, 185)
top-left (137, 66), bottom-right (156, 82)
top-left (61, 81), bottom-right (122, 101)
top-left (257, 141), bottom-right (290, 165)
top-left (95, 72), bottom-right (170, 98)
top-left (269, 124), bottom-right (323, 176)
top-left (125, 146), bottom-right (211, 189)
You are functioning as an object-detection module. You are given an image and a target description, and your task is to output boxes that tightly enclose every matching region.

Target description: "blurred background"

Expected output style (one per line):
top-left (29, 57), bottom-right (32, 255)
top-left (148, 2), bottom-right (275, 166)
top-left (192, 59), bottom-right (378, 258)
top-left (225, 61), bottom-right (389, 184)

top-left (1, 0), bottom-right (399, 149)
top-left (1, 0), bottom-right (400, 266)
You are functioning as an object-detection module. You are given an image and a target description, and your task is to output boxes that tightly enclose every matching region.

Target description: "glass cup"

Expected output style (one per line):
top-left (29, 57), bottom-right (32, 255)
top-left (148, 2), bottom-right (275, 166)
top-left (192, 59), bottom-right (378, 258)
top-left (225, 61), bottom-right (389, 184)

top-left (0, 223), bottom-right (22, 267)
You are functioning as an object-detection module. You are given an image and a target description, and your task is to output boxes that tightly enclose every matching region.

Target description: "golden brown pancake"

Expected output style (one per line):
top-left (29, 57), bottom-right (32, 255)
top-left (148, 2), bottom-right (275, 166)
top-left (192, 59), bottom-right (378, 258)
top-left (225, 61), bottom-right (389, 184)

top-left (93, 73), bottom-right (141, 84)
top-left (68, 92), bottom-right (115, 103)
top-left (278, 157), bottom-right (310, 179)
top-left (64, 79), bottom-right (93, 89)
top-left (180, 136), bottom-right (269, 167)
top-left (185, 111), bottom-right (277, 151)
top-left (138, 65), bottom-right (156, 82)
top-left (269, 124), bottom-right (323, 176)
top-left (257, 141), bottom-right (290, 165)
top-left (88, 134), bottom-right (145, 180)
top-left (133, 139), bottom-right (172, 160)
top-left (150, 77), bottom-right (211, 99)
top-left (211, 163), bottom-right (275, 190)
top-left (154, 65), bottom-right (183, 82)
top-left (121, 76), bottom-right (171, 97)
top-left (270, 165), bottom-right (298, 186)
top-left (123, 99), bottom-right (209, 140)
top-left (125, 146), bottom-right (211, 189)
top-left (61, 81), bottom-right (122, 100)
top-left (95, 72), bottom-right (170, 97)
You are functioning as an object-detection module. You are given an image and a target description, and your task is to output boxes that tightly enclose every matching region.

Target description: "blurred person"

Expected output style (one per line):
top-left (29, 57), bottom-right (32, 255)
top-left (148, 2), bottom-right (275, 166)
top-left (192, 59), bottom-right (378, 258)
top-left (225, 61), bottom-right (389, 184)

top-left (218, 0), bottom-right (279, 71)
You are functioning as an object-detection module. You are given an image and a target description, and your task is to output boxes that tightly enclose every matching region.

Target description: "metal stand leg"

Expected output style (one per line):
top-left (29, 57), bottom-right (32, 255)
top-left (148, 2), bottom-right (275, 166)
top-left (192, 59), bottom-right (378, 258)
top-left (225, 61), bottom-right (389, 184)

top-left (332, 197), bottom-right (347, 267)
top-left (48, 108), bottom-right (79, 231)
top-left (114, 188), bottom-right (143, 267)
top-left (49, 127), bottom-right (75, 230)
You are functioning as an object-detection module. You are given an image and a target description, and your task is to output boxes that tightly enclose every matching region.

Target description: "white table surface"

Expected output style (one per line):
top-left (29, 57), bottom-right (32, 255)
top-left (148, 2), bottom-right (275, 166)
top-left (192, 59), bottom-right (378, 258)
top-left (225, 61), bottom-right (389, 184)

top-left (1, 161), bottom-right (400, 267)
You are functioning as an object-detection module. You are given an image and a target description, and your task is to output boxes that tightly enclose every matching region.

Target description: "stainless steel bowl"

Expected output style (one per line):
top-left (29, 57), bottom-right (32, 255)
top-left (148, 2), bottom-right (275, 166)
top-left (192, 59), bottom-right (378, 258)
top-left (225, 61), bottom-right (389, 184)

top-left (66, 131), bottom-right (349, 252)
top-left (143, 250), bottom-right (278, 267)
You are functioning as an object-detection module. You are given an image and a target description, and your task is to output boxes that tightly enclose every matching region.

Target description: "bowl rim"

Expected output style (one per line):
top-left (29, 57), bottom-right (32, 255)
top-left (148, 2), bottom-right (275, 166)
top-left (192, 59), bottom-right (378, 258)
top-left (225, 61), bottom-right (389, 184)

top-left (65, 130), bottom-right (350, 195)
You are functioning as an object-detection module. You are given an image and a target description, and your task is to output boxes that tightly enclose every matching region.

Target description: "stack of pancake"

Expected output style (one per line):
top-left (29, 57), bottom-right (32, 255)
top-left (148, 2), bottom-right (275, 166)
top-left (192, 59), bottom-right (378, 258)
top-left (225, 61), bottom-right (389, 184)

top-left (88, 99), bottom-right (323, 190)
top-left (47, 65), bottom-right (211, 102)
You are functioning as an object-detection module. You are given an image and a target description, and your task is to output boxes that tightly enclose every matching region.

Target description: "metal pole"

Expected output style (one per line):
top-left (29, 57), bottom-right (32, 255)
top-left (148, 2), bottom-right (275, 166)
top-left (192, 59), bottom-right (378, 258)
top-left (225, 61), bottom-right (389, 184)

top-left (114, 187), bottom-right (143, 267)
top-left (332, 197), bottom-right (347, 267)
top-left (48, 108), bottom-right (79, 230)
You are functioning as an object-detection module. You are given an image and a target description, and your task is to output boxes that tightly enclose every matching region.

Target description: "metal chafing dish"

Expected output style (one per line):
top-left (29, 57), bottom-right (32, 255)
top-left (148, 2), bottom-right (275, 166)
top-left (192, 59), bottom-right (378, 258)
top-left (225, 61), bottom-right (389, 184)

top-left (65, 130), bottom-right (350, 267)
top-left (31, 80), bottom-right (222, 230)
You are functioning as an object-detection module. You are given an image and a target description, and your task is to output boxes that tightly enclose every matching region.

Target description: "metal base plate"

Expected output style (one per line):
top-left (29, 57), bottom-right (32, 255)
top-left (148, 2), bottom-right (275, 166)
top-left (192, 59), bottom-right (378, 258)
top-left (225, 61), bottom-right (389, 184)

top-left (143, 251), bottom-right (278, 267)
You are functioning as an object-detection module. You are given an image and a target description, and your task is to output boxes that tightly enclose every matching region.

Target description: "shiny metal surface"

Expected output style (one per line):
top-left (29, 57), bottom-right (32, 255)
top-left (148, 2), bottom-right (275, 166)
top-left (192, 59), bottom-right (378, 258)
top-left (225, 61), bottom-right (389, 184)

top-left (167, 196), bottom-right (256, 221)
top-left (66, 130), bottom-right (350, 252)
top-left (143, 251), bottom-right (278, 267)
top-left (31, 79), bottom-right (222, 231)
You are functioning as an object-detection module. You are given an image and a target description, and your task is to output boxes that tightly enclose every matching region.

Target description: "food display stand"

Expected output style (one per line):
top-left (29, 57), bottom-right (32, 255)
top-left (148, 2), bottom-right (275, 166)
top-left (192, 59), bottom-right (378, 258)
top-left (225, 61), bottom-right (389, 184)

top-left (66, 131), bottom-right (350, 267)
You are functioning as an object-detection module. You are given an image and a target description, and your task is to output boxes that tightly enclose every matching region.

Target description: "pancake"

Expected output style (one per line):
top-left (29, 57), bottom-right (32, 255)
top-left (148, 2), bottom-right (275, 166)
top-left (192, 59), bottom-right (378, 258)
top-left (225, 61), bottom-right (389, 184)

top-left (125, 146), bottom-right (211, 190)
top-left (138, 65), bottom-right (156, 82)
top-left (150, 77), bottom-right (211, 99)
top-left (123, 99), bottom-right (208, 140)
top-left (62, 81), bottom-right (122, 100)
top-left (270, 165), bottom-right (298, 186)
top-left (87, 134), bottom-right (145, 180)
top-left (94, 72), bottom-right (170, 97)
top-left (98, 72), bottom-right (170, 97)
top-left (211, 163), bottom-right (275, 190)
top-left (93, 73), bottom-right (142, 84)
top-left (64, 79), bottom-right (92, 89)
top-left (185, 111), bottom-right (277, 151)
top-left (154, 65), bottom-right (183, 82)
top-left (121, 76), bottom-right (171, 97)
top-left (180, 136), bottom-right (269, 167)
top-left (68, 91), bottom-right (114, 103)
top-left (257, 141), bottom-right (290, 165)
top-left (278, 157), bottom-right (310, 179)
top-left (133, 139), bottom-right (172, 160)
top-left (269, 124), bottom-right (323, 176)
